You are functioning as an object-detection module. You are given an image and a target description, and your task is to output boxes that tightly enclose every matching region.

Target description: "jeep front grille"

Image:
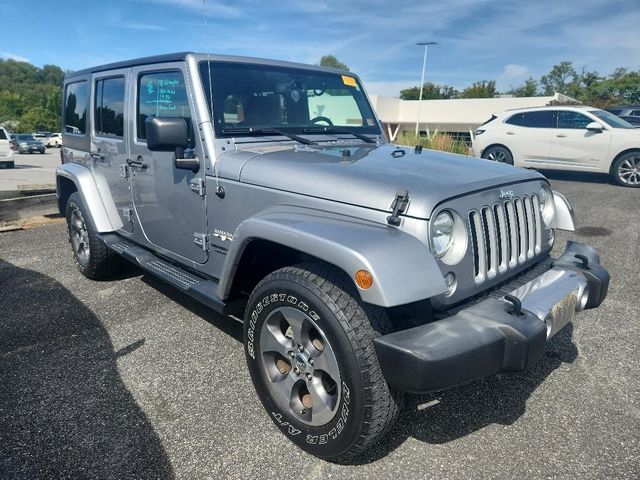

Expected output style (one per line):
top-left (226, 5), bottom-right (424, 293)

top-left (468, 194), bottom-right (542, 284)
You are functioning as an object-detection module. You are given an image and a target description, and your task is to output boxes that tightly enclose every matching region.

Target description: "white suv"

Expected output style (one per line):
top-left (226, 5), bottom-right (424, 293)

top-left (0, 126), bottom-right (14, 169)
top-left (472, 106), bottom-right (640, 187)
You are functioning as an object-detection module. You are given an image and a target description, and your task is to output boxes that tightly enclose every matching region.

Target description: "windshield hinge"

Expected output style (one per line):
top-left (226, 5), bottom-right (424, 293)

top-left (386, 189), bottom-right (410, 226)
top-left (189, 177), bottom-right (206, 196)
top-left (193, 232), bottom-right (209, 251)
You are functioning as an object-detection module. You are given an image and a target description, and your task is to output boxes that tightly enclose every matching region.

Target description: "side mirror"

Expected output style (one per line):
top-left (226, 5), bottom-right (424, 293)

top-left (145, 116), bottom-right (200, 172)
top-left (145, 116), bottom-right (189, 151)
top-left (586, 121), bottom-right (604, 132)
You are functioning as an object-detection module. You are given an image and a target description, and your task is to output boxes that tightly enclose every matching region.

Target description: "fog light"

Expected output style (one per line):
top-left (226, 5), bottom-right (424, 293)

top-left (444, 272), bottom-right (457, 297)
top-left (355, 270), bottom-right (373, 290)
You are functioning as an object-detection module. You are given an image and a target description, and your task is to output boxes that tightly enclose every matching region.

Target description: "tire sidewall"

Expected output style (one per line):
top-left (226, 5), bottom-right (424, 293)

top-left (244, 274), bottom-right (367, 460)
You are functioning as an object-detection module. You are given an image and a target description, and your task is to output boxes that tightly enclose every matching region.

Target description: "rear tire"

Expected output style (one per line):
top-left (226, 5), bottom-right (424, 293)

top-left (611, 151), bottom-right (640, 187)
top-left (244, 263), bottom-right (403, 462)
top-left (482, 145), bottom-right (514, 165)
top-left (66, 192), bottom-right (123, 279)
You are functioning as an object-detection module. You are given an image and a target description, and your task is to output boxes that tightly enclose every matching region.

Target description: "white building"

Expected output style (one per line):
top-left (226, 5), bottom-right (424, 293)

top-left (369, 93), bottom-right (577, 142)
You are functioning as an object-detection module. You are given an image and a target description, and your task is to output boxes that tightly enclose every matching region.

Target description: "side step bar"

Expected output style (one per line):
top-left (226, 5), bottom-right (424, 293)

top-left (100, 233), bottom-right (244, 317)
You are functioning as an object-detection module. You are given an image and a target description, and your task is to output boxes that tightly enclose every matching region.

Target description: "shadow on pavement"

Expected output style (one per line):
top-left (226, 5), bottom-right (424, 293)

top-left (357, 325), bottom-right (578, 464)
top-left (0, 259), bottom-right (174, 479)
top-left (538, 169), bottom-right (612, 185)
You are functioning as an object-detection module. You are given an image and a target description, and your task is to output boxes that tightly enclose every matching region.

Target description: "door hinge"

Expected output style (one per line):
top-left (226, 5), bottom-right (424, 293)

top-left (386, 189), bottom-right (410, 226)
top-left (122, 207), bottom-right (133, 222)
top-left (189, 177), bottom-right (206, 196)
top-left (193, 232), bottom-right (209, 251)
top-left (119, 164), bottom-right (129, 178)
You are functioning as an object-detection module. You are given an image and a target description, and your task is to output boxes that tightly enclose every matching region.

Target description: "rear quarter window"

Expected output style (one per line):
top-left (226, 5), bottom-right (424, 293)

top-left (64, 81), bottom-right (89, 135)
top-left (0, 129), bottom-right (7, 140)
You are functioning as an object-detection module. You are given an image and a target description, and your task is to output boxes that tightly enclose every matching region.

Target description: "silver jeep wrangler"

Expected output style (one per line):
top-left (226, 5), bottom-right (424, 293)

top-left (57, 52), bottom-right (609, 461)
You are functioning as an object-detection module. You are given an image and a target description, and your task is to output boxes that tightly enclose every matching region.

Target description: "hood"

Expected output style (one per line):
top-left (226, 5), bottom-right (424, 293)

top-left (231, 143), bottom-right (544, 219)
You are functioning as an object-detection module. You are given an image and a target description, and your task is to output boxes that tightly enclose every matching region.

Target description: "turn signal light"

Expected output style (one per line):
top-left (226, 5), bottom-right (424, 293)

top-left (355, 270), bottom-right (374, 289)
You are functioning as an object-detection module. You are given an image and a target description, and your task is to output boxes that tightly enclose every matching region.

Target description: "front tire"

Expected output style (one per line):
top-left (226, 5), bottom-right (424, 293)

top-left (611, 151), bottom-right (640, 187)
top-left (244, 263), bottom-right (402, 462)
top-left (482, 145), bottom-right (514, 165)
top-left (66, 192), bottom-right (123, 279)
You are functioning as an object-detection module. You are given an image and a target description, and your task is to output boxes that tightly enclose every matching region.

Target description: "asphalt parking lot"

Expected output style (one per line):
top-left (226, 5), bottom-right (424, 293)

top-left (0, 150), bottom-right (60, 195)
top-left (1, 170), bottom-right (638, 479)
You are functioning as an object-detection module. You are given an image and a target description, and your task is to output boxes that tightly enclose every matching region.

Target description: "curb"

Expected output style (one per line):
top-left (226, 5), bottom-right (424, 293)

top-left (0, 193), bottom-right (58, 222)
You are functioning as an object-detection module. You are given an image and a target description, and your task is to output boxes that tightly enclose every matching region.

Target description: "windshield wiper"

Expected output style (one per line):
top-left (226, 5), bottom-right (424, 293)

top-left (221, 127), bottom-right (315, 145)
top-left (302, 126), bottom-right (377, 144)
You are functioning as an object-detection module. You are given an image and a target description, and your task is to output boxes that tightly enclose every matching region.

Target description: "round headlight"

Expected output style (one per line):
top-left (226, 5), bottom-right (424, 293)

top-left (431, 211), bottom-right (454, 257)
top-left (539, 186), bottom-right (555, 225)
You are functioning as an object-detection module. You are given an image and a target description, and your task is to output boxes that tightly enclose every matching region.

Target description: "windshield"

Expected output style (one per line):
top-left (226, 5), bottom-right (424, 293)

top-left (590, 110), bottom-right (635, 129)
top-left (16, 134), bottom-right (35, 141)
top-left (200, 61), bottom-right (380, 137)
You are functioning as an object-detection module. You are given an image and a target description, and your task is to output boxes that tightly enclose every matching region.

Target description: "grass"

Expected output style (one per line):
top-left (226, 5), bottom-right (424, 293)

top-left (396, 131), bottom-right (470, 156)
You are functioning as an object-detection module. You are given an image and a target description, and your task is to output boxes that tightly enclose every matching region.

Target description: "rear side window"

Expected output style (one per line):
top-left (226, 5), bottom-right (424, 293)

top-left (95, 77), bottom-right (125, 138)
top-left (137, 70), bottom-right (192, 142)
top-left (0, 129), bottom-right (7, 140)
top-left (509, 111), bottom-right (556, 128)
top-left (557, 111), bottom-right (592, 129)
top-left (630, 110), bottom-right (640, 116)
top-left (64, 81), bottom-right (88, 135)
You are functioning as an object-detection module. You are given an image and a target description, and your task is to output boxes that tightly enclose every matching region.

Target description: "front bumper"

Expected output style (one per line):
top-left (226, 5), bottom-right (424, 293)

top-left (374, 241), bottom-right (609, 393)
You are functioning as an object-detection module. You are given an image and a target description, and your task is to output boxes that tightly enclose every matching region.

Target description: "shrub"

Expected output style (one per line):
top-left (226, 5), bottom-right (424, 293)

top-left (396, 131), bottom-right (469, 155)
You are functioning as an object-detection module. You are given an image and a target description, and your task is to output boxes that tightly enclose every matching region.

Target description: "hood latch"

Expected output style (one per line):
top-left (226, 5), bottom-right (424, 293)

top-left (386, 189), bottom-right (410, 226)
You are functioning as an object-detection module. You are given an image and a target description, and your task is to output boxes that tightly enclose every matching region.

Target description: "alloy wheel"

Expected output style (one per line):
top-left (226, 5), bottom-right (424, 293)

top-left (69, 206), bottom-right (90, 266)
top-left (259, 306), bottom-right (341, 426)
top-left (618, 155), bottom-right (640, 186)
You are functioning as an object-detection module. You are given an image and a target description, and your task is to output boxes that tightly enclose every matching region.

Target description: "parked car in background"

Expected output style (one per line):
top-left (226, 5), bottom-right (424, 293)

top-left (14, 134), bottom-right (46, 154)
top-left (606, 106), bottom-right (640, 117)
top-left (0, 126), bottom-right (14, 168)
top-left (46, 132), bottom-right (63, 148)
top-left (619, 115), bottom-right (640, 127)
top-left (472, 106), bottom-right (640, 187)
top-left (33, 131), bottom-right (52, 139)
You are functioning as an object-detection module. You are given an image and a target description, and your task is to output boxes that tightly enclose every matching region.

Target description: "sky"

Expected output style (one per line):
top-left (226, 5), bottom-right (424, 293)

top-left (1, 0), bottom-right (639, 97)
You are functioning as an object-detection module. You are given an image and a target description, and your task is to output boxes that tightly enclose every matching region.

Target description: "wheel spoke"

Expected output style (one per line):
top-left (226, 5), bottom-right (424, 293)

top-left (261, 322), bottom-right (292, 357)
top-left (311, 348), bottom-right (340, 385)
top-left (271, 371), bottom-right (298, 403)
top-left (308, 377), bottom-right (337, 425)
top-left (282, 308), bottom-right (308, 344)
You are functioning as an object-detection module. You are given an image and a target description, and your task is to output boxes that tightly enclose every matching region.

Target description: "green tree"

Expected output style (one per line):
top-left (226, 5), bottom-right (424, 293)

top-left (540, 61), bottom-right (578, 95)
top-left (509, 78), bottom-right (538, 97)
top-left (399, 82), bottom-right (458, 100)
top-left (318, 55), bottom-right (349, 71)
top-left (461, 80), bottom-right (496, 98)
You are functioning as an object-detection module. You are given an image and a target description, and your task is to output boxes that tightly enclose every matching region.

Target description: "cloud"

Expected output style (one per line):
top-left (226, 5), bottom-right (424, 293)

top-left (138, 0), bottom-right (242, 17)
top-left (1, 52), bottom-right (29, 63)
top-left (497, 64), bottom-right (530, 90)
top-left (109, 21), bottom-right (166, 31)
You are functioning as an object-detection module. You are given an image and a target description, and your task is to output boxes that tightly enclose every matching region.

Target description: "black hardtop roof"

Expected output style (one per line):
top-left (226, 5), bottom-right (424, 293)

top-left (64, 52), bottom-right (351, 81)
top-left (65, 52), bottom-right (191, 80)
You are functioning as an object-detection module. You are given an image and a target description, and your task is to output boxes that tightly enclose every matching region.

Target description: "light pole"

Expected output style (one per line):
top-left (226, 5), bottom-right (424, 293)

top-left (415, 41), bottom-right (438, 137)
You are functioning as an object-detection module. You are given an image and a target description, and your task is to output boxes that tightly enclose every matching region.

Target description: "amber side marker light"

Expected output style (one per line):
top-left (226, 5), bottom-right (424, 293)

top-left (355, 270), bottom-right (374, 289)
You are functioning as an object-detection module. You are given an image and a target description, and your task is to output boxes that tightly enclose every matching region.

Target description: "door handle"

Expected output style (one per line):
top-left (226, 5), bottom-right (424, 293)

top-left (127, 157), bottom-right (147, 169)
top-left (90, 152), bottom-right (104, 161)
top-left (556, 134), bottom-right (567, 138)
top-left (506, 131), bottom-right (515, 135)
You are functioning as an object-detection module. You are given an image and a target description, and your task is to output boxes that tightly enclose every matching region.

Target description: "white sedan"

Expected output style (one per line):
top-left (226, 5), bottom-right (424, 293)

top-left (472, 106), bottom-right (640, 187)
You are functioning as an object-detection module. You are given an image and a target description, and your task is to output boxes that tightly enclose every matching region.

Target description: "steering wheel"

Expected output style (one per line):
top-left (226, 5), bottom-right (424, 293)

top-left (309, 116), bottom-right (334, 126)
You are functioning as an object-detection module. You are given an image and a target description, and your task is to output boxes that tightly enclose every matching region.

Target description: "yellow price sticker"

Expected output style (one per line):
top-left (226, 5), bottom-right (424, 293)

top-left (341, 75), bottom-right (357, 87)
